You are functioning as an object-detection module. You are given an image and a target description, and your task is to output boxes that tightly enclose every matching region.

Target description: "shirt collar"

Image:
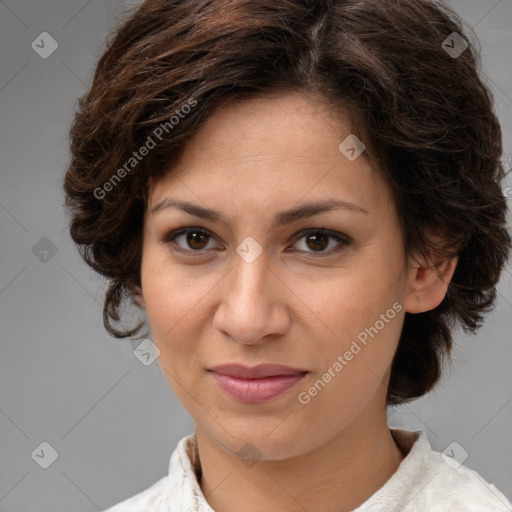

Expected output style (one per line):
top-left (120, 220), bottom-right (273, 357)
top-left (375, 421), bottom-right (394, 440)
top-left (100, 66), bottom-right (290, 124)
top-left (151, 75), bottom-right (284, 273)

top-left (165, 428), bottom-right (429, 512)
top-left (166, 432), bottom-right (214, 512)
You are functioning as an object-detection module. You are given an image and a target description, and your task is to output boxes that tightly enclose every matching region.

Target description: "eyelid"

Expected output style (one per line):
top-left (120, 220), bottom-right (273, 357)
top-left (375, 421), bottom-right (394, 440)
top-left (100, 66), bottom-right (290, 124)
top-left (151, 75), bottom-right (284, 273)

top-left (162, 226), bottom-right (220, 255)
top-left (290, 227), bottom-right (352, 245)
top-left (162, 226), bottom-right (352, 256)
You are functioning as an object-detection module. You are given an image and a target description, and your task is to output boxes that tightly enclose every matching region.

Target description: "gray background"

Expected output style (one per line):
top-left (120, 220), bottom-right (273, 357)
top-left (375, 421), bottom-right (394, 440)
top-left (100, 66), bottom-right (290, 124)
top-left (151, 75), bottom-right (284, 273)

top-left (0, 0), bottom-right (511, 510)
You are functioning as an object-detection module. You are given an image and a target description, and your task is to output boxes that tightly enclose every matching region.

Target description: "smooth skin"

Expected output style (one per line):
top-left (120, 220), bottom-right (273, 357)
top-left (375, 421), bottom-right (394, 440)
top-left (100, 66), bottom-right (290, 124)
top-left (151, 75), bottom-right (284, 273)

top-left (138, 92), bottom-right (458, 512)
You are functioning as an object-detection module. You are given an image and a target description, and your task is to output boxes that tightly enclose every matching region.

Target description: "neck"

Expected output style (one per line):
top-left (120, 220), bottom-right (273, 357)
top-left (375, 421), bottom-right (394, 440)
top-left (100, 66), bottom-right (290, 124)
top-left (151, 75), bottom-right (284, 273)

top-left (195, 403), bottom-right (404, 512)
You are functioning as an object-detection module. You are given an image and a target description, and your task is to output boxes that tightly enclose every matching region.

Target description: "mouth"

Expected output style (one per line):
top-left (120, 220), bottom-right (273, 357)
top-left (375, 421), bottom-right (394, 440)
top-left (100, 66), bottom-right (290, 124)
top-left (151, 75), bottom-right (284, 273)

top-left (207, 363), bottom-right (308, 403)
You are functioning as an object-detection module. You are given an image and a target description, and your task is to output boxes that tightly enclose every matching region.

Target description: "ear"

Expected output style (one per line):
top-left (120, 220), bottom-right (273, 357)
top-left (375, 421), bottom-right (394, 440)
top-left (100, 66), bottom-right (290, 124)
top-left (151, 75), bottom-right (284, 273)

top-left (403, 252), bottom-right (459, 314)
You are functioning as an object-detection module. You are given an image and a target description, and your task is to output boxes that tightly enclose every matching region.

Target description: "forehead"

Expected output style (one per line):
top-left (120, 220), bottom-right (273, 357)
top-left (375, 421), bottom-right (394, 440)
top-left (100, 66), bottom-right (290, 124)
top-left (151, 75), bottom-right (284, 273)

top-left (189, 92), bottom-right (351, 157)
top-left (147, 92), bottom-right (393, 219)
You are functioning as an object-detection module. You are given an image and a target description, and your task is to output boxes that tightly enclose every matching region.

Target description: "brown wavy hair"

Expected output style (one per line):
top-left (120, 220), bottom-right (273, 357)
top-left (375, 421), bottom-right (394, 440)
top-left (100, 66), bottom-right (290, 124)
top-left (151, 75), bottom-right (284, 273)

top-left (63, 0), bottom-right (511, 405)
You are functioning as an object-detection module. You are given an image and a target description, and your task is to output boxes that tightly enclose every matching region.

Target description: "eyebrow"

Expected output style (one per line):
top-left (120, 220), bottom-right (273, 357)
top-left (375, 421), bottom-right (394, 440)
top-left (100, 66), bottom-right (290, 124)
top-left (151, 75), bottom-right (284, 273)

top-left (151, 198), bottom-right (368, 228)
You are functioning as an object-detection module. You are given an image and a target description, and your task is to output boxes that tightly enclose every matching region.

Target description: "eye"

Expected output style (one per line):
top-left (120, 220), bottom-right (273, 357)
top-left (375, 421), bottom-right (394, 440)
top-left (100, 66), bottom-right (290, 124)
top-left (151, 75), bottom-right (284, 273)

top-left (162, 226), bottom-right (351, 257)
top-left (288, 228), bottom-right (351, 256)
top-left (162, 227), bottom-right (219, 254)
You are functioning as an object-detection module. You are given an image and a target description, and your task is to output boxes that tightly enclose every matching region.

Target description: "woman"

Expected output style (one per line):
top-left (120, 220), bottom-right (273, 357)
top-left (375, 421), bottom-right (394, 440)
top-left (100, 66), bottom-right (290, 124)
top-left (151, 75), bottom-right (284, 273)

top-left (63, 0), bottom-right (512, 510)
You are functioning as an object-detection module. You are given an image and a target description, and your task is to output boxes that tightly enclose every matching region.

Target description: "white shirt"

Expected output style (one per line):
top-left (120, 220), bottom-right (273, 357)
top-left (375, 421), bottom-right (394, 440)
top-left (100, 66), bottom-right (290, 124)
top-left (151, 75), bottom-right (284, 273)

top-left (103, 429), bottom-right (512, 511)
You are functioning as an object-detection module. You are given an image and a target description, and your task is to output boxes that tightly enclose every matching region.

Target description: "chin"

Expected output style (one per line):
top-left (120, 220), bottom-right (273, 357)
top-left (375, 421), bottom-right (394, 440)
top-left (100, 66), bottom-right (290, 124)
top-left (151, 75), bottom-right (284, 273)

top-left (204, 418), bottom-right (308, 462)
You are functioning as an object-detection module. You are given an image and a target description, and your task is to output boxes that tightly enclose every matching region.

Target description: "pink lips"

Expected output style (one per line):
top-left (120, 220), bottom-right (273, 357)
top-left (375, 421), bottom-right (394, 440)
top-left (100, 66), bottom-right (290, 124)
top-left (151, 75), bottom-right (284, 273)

top-left (208, 363), bottom-right (308, 403)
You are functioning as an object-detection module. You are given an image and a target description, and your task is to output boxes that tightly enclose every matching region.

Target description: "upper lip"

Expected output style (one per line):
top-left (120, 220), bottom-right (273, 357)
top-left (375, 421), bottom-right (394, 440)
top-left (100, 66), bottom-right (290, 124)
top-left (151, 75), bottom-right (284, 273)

top-left (208, 363), bottom-right (308, 379)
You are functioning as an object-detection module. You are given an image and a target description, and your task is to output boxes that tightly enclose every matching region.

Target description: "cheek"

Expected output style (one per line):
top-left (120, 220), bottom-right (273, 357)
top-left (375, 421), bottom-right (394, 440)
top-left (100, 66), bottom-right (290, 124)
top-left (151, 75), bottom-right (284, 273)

top-left (140, 263), bottom-right (203, 401)
top-left (294, 247), bottom-right (405, 388)
top-left (295, 257), bottom-right (403, 340)
top-left (295, 287), bottom-right (403, 432)
top-left (141, 244), bottom-right (204, 332)
top-left (140, 247), bottom-right (219, 374)
top-left (140, 250), bottom-right (189, 354)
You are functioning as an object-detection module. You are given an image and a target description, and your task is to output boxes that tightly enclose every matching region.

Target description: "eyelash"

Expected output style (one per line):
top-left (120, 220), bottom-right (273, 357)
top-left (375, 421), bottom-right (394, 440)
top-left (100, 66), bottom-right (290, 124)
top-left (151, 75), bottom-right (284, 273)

top-left (161, 226), bottom-right (352, 258)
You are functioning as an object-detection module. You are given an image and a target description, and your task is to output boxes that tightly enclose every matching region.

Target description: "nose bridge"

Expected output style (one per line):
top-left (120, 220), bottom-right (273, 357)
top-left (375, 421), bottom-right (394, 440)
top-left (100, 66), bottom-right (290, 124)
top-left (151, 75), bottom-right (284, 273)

top-left (214, 244), bottom-right (290, 344)
top-left (228, 245), bottom-right (271, 311)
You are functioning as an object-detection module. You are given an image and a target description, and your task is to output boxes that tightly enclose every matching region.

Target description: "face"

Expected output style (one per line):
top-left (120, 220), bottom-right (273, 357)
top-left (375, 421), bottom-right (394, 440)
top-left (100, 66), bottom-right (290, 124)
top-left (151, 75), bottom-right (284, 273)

top-left (140, 92), bottom-right (414, 460)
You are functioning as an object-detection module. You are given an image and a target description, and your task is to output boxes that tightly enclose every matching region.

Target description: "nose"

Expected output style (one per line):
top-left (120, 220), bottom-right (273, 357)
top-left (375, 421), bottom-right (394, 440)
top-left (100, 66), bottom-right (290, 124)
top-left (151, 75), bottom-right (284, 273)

top-left (213, 248), bottom-right (293, 345)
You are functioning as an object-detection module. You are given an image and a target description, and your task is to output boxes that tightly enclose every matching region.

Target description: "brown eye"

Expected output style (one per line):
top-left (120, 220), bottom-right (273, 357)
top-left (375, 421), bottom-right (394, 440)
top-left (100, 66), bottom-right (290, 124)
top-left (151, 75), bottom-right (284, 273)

top-left (184, 230), bottom-right (210, 250)
top-left (304, 232), bottom-right (329, 252)
top-left (163, 227), bottom-right (218, 252)
top-left (290, 228), bottom-right (351, 256)
top-left (162, 226), bottom-right (351, 258)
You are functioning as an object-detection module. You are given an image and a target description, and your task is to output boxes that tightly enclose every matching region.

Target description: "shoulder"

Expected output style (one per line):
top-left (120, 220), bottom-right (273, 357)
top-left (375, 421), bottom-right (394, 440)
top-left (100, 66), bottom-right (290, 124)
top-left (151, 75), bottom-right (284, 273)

top-left (357, 430), bottom-right (511, 511)
top-left (374, 429), bottom-right (512, 512)
top-left (416, 450), bottom-right (512, 511)
top-left (102, 476), bottom-right (168, 512)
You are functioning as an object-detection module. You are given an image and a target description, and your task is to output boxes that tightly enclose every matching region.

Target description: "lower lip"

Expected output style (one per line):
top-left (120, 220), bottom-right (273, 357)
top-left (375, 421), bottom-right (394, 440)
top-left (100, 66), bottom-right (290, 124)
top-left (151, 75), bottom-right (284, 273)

top-left (209, 371), bottom-right (307, 403)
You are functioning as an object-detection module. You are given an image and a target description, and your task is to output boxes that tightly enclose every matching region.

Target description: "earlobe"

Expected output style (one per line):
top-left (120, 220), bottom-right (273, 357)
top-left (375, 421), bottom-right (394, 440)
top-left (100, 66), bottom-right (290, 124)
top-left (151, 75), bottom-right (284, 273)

top-left (404, 255), bottom-right (459, 314)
